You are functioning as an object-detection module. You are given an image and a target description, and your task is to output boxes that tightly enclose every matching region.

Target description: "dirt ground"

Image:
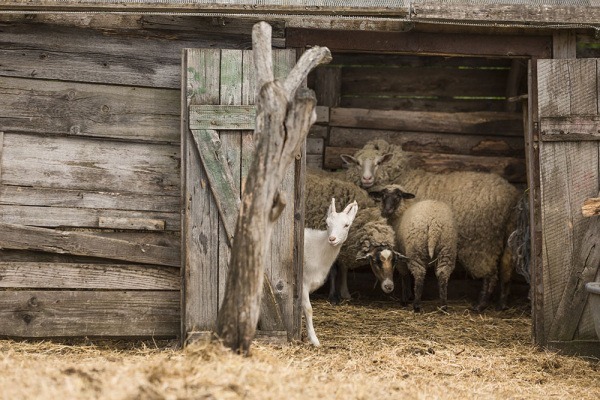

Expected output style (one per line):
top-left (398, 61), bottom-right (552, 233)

top-left (1, 297), bottom-right (598, 400)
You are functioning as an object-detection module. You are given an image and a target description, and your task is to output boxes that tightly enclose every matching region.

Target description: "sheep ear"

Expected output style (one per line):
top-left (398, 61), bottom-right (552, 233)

top-left (340, 154), bottom-right (358, 166)
top-left (327, 198), bottom-right (337, 216)
top-left (394, 251), bottom-right (410, 262)
top-left (356, 253), bottom-right (374, 262)
top-left (377, 153), bottom-right (394, 165)
top-left (367, 186), bottom-right (385, 198)
top-left (401, 191), bottom-right (416, 199)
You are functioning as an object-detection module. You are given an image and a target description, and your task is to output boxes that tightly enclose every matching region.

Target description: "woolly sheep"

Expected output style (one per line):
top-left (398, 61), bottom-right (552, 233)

top-left (343, 139), bottom-right (520, 311)
top-left (374, 184), bottom-right (458, 312)
top-left (305, 171), bottom-right (408, 301)
top-left (303, 198), bottom-right (358, 346)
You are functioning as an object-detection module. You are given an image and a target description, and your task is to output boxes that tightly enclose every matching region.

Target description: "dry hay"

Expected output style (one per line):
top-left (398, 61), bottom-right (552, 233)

top-left (0, 298), bottom-right (598, 400)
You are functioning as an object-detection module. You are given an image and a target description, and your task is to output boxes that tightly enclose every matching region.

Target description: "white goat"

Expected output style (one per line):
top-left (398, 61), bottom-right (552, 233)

top-left (303, 198), bottom-right (358, 346)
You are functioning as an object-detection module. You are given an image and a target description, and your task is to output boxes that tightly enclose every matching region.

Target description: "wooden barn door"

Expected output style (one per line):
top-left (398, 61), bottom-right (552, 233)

top-left (181, 48), bottom-right (303, 344)
top-left (531, 58), bottom-right (600, 354)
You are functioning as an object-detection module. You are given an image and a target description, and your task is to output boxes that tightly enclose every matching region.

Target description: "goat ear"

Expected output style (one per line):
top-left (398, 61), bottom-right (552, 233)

top-left (377, 153), bottom-right (394, 165)
top-left (344, 201), bottom-right (359, 221)
top-left (340, 154), bottom-right (358, 166)
top-left (327, 198), bottom-right (337, 216)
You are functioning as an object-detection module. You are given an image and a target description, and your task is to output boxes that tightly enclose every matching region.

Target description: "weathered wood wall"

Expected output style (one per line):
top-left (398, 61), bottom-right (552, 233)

top-left (1, 12), bottom-right (599, 341)
top-left (0, 14), bottom-right (284, 338)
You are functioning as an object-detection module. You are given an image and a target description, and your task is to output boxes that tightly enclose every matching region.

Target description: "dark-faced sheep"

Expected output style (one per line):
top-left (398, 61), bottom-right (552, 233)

top-left (343, 139), bottom-right (519, 311)
top-left (373, 184), bottom-right (458, 312)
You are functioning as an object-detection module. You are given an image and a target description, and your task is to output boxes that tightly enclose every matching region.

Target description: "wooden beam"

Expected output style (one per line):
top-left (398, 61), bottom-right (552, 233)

top-left (0, 290), bottom-right (179, 338)
top-left (98, 217), bottom-right (166, 231)
top-left (0, 262), bottom-right (179, 290)
top-left (329, 107), bottom-right (524, 136)
top-left (329, 127), bottom-right (525, 157)
top-left (582, 198), bottom-right (600, 218)
top-left (287, 29), bottom-right (552, 58)
top-left (0, 205), bottom-right (179, 231)
top-left (0, 1), bottom-right (409, 16)
top-left (0, 223), bottom-right (180, 267)
top-left (540, 117), bottom-right (600, 141)
top-left (189, 105), bottom-right (256, 131)
top-left (411, 3), bottom-right (600, 26)
top-left (0, 186), bottom-right (179, 213)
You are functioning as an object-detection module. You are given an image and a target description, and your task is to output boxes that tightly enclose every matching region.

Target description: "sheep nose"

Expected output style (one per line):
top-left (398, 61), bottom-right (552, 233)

top-left (382, 281), bottom-right (394, 293)
top-left (328, 236), bottom-right (337, 243)
top-left (362, 176), bottom-right (373, 183)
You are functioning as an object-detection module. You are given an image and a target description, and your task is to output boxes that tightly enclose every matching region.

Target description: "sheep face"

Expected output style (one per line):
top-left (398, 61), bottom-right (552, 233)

top-left (325, 198), bottom-right (359, 247)
top-left (374, 186), bottom-right (416, 218)
top-left (363, 248), bottom-right (396, 294)
top-left (340, 151), bottom-right (394, 189)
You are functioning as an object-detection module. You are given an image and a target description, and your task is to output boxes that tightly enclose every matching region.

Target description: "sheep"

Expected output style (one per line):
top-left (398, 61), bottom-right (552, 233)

top-left (303, 198), bottom-right (358, 346)
top-left (373, 184), bottom-right (458, 312)
top-left (343, 139), bottom-right (520, 311)
top-left (304, 171), bottom-right (408, 302)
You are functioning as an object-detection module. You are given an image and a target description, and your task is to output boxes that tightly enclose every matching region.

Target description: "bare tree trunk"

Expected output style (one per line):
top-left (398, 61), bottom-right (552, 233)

top-left (216, 22), bottom-right (331, 354)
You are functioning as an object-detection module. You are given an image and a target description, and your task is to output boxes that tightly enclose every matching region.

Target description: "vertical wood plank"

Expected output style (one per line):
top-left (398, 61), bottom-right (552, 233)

top-left (314, 66), bottom-right (342, 108)
top-left (553, 31), bottom-right (577, 59)
top-left (241, 49), bottom-right (256, 194)
top-left (218, 49), bottom-right (243, 307)
top-left (0, 132), bottom-right (4, 183)
top-left (268, 49), bottom-right (298, 336)
top-left (505, 59), bottom-right (525, 112)
top-left (568, 59), bottom-right (598, 116)
top-left (529, 59), bottom-right (546, 346)
top-left (538, 60), bottom-right (571, 118)
top-left (183, 48), bottom-right (221, 337)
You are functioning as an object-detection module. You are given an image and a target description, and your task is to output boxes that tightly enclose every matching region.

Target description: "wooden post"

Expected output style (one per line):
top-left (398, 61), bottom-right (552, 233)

top-left (215, 22), bottom-right (331, 354)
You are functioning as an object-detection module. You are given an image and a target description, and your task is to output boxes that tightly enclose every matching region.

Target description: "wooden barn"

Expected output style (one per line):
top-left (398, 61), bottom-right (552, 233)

top-left (0, 1), bottom-right (599, 356)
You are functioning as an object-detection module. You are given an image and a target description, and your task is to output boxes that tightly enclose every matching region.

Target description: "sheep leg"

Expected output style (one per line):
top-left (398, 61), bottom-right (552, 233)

top-left (339, 264), bottom-right (352, 300)
top-left (409, 262), bottom-right (426, 313)
top-left (497, 246), bottom-right (513, 310)
top-left (396, 263), bottom-right (412, 306)
top-left (302, 288), bottom-right (320, 346)
top-left (400, 273), bottom-right (413, 306)
top-left (327, 262), bottom-right (341, 305)
top-left (435, 267), bottom-right (452, 312)
top-left (473, 274), bottom-right (498, 312)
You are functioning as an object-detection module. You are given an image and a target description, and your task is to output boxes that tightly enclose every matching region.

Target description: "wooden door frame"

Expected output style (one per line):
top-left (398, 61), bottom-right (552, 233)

top-left (289, 28), bottom-right (580, 349)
